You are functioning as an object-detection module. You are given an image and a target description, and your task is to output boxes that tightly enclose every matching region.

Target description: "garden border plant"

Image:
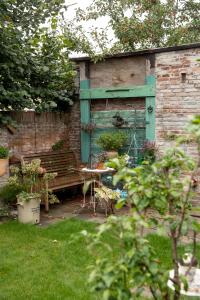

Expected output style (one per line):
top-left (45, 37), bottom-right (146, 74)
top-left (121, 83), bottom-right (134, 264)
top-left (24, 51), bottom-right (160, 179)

top-left (9, 159), bottom-right (58, 212)
top-left (82, 115), bottom-right (200, 300)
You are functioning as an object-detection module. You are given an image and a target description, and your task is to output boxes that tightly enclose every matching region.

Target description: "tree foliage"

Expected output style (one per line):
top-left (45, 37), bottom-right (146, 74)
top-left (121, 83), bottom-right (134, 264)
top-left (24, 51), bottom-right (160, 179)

top-left (82, 116), bottom-right (200, 300)
top-left (0, 0), bottom-right (76, 113)
top-left (71, 0), bottom-right (200, 55)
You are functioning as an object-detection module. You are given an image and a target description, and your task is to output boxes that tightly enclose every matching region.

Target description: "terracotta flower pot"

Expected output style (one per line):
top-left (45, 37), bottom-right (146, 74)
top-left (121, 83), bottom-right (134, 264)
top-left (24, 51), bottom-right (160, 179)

top-left (0, 158), bottom-right (8, 176)
top-left (106, 151), bottom-right (118, 159)
top-left (96, 162), bottom-right (105, 170)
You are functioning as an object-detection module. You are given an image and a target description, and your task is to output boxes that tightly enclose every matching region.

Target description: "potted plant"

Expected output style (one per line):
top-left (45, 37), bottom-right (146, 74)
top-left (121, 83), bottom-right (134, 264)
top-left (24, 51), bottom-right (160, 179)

top-left (0, 146), bottom-right (9, 176)
top-left (10, 159), bottom-right (42, 224)
top-left (94, 184), bottom-right (120, 216)
top-left (10, 159), bottom-right (56, 224)
top-left (12, 159), bottom-right (58, 223)
top-left (96, 131), bottom-right (128, 159)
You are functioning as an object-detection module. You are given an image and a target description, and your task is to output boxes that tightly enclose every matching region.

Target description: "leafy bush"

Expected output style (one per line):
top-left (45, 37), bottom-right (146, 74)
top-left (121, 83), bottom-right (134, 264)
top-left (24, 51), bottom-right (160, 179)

top-left (0, 146), bottom-right (9, 158)
top-left (96, 131), bottom-right (127, 151)
top-left (83, 116), bottom-right (200, 300)
top-left (52, 140), bottom-right (65, 151)
top-left (141, 140), bottom-right (158, 163)
top-left (0, 183), bottom-right (24, 205)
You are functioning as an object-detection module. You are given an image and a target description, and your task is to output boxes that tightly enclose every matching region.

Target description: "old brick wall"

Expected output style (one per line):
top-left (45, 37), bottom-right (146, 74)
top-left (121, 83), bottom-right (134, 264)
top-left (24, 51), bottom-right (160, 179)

top-left (0, 102), bottom-right (81, 187)
top-left (8, 112), bottom-right (70, 155)
top-left (156, 48), bottom-right (200, 152)
top-left (156, 48), bottom-right (200, 205)
top-left (68, 100), bottom-right (81, 155)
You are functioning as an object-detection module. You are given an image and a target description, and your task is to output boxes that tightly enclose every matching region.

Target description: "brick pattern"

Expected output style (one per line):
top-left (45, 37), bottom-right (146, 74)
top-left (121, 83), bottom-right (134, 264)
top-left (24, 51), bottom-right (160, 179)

top-left (0, 103), bottom-right (81, 187)
top-left (156, 48), bottom-right (200, 152)
top-left (156, 48), bottom-right (200, 206)
top-left (8, 112), bottom-right (70, 155)
top-left (68, 100), bottom-right (81, 162)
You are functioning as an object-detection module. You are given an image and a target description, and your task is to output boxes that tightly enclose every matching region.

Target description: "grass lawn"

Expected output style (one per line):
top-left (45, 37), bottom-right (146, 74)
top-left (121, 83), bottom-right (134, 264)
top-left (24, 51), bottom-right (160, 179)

top-left (0, 219), bottom-right (200, 300)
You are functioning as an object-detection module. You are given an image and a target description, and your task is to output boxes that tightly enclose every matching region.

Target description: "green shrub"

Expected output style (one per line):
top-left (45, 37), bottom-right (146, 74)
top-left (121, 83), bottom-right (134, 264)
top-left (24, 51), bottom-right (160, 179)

top-left (0, 183), bottom-right (24, 205)
top-left (52, 140), bottom-right (65, 151)
top-left (96, 131), bottom-right (127, 151)
top-left (0, 146), bottom-right (9, 158)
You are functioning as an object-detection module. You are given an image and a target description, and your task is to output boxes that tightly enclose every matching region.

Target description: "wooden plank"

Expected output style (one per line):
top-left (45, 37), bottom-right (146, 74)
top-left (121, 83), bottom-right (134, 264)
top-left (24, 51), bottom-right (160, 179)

top-left (146, 96), bottom-right (155, 141)
top-left (91, 110), bottom-right (145, 118)
top-left (80, 100), bottom-right (90, 163)
top-left (80, 85), bottom-right (155, 100)
top-left (80, 79), bottom-right (90, 89)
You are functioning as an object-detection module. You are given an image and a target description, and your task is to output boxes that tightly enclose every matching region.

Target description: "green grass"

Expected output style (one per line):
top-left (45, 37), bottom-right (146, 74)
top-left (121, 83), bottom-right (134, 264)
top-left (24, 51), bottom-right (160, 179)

top-left (0, 219), bottom-right (200, 300)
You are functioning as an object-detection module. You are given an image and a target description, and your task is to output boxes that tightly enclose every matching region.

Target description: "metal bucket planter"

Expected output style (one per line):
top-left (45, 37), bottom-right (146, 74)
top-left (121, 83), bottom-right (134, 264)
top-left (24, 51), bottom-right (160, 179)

top-left (0, 158), bottom-right (8, 176)
top-left (17, 193), bottom-right (41, 224)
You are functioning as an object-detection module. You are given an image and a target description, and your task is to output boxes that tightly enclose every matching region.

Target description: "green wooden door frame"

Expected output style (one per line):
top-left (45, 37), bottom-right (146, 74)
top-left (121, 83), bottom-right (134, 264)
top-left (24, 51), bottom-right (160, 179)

top-left (80, 76), bottom-right (156, 163)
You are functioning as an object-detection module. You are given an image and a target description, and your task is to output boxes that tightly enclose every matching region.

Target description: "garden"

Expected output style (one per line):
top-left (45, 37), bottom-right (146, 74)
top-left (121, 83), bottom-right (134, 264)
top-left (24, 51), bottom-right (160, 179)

top-left (1, 116), bottom-right (200, 300)
top-left (1, 1), bottom-right (200, 300)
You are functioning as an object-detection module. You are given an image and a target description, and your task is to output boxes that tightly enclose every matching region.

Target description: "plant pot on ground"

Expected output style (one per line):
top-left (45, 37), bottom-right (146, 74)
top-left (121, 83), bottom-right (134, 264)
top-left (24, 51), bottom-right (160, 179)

top-left (96, 131), bottom-right (128, 159)
top-left (10, 159), bottom-right (42, 224)
top-left (10, 159), bottom-right (57, 224)
top-left (17, 192), bottom-right (41, 224)
top-left (0, 146), bottom-right (9, 176)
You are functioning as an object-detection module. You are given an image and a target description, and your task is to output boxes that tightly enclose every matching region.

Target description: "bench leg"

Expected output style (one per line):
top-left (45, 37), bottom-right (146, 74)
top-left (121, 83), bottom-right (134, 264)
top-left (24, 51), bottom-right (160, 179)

top-left (45, 182), bottom-right (49, 213)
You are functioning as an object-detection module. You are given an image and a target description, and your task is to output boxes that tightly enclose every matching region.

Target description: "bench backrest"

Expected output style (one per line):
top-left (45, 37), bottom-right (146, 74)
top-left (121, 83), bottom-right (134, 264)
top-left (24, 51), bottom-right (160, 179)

top-left (10, 150), bottom-right (86, 190)
top-left (21, 150), bottom-right (78, 177)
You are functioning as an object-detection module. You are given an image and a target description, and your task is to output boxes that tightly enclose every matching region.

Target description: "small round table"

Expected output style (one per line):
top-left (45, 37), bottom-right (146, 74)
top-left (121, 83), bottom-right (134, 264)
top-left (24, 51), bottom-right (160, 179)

top-left (81, 167), bottom-right (115, 214)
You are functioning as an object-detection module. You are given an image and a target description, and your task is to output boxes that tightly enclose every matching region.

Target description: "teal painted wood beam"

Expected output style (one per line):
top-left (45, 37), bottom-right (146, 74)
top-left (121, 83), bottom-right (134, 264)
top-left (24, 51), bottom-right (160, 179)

top-left (80, 79), bottom-right (90, 163)
top-left (80, 100), bottom-right (90, 163)
top-left (80, 85), bottom-right (155, 100)
top-left (80, 79), bottom-right (90, 89)
top-left (146, 96), bottom-right (155, 140)
top-left (145, 75), bottom-right (156, 85)
top-left (145, 75), bottom-right (156, 140)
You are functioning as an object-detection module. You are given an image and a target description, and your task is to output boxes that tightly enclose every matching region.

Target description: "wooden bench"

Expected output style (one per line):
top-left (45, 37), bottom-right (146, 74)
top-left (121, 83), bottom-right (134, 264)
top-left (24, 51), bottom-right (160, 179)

top-left (10, 150), bottom-right (91, 211)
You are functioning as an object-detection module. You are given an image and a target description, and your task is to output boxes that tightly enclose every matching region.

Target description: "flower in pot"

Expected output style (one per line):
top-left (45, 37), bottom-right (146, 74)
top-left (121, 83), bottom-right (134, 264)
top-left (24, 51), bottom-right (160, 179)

top-left (0, 146), bottom-right (9, 176)
top-left (94, 184), bottom-right (121, 216)
top-left (11, 159), bottom-right (43, 224)
top-left (96, 131), bottom-right (128, 159)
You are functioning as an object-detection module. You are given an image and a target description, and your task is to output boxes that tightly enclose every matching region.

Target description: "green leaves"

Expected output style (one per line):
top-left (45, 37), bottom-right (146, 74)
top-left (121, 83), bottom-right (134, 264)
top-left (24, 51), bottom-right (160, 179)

top-left (69, 0), bottom-right (200, 56)
top-left (0, 0), bottom-right (75, 114)
top-left (83, 116), bottom-right (200, 300)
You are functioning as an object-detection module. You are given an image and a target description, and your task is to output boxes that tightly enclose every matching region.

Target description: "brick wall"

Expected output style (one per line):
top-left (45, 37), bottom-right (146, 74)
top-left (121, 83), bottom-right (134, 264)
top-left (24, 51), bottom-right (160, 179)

top-left (68, 100), bottom-right (81, 155)
top-left (0, 101), bottom-right (81, 187)
top-left (156, 48), bottom-right (200, 153)
top-left (8, 112), bottom-right (70, 155)
top-left (156, 48), bottom-right (200, 205)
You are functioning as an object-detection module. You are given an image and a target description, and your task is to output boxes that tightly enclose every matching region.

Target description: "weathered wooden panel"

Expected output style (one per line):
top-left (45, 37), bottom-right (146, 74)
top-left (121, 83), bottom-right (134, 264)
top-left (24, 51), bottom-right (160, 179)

top-left (90, 57), bottom-right (146, 88)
